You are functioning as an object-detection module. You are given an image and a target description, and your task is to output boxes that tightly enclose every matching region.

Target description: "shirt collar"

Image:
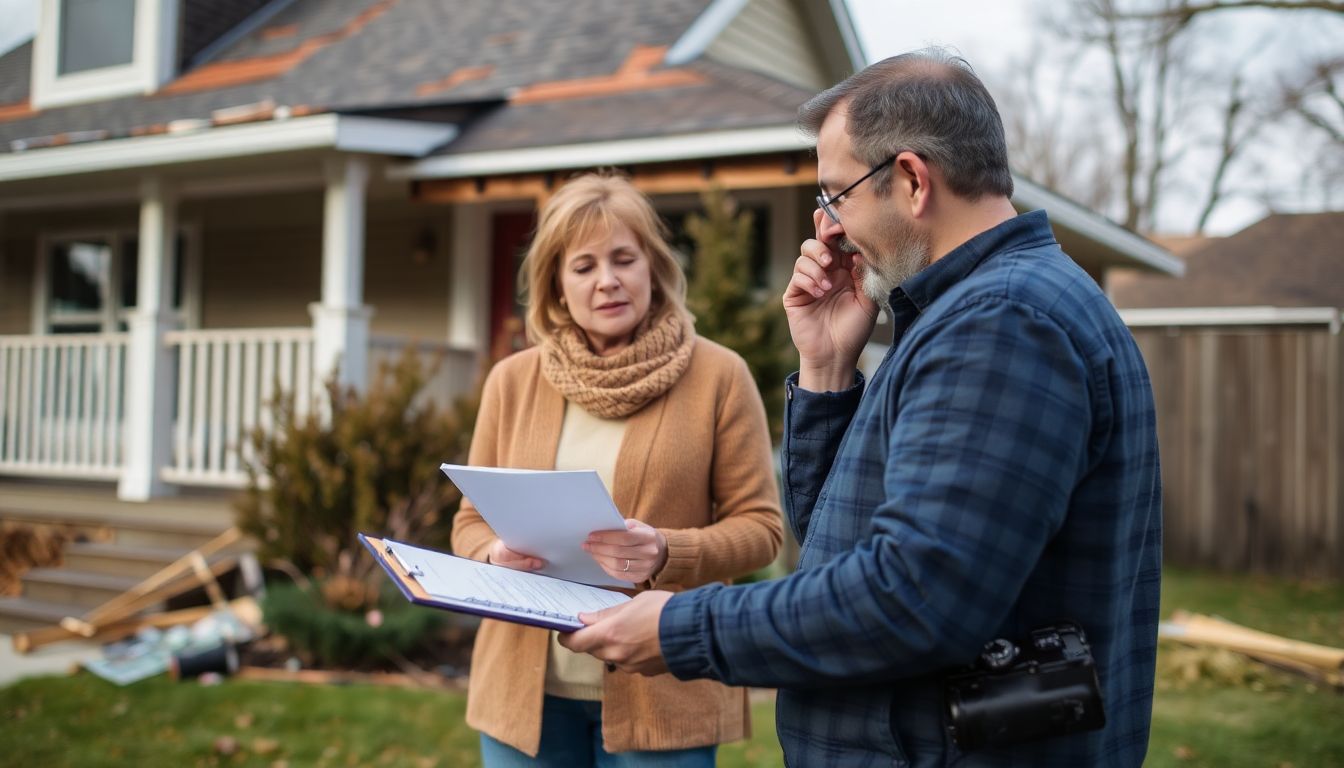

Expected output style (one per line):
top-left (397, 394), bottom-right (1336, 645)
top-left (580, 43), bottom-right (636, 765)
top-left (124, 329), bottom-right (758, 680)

top-left (890, 209), bottom-right (1055, 313)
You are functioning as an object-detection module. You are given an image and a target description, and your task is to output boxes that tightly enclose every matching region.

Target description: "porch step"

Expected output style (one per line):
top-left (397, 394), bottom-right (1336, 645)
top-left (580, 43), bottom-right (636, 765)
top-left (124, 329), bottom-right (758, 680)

top-left (20, 568), bottom-right (144, 610)
top-left (0, 595), bottom-right (90, 635)
top-left (61, 542), bottom-right (192, 579)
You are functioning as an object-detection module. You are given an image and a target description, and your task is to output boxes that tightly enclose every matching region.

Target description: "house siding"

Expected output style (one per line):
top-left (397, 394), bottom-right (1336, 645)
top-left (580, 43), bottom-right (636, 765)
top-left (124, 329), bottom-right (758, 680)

top-left (706, 0), bottom-right (830, 91)
top-left (0, 231), bottom-right (34, 334)
top-left (0, 206), bottom-right (140, 335)
top-left (191, 193), bottom-right (453, 339)
top-left (1, 194), bottom-right (452, 341)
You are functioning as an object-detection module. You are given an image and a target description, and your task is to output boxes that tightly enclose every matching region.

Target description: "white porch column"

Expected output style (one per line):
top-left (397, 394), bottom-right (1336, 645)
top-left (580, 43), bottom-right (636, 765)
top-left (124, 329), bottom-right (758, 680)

top-left (447, 203), bottom-right (490, 352)
top-left (310, 155), bottom-right (372, 393)
top-left (119, 177), bottom-right (178, 500)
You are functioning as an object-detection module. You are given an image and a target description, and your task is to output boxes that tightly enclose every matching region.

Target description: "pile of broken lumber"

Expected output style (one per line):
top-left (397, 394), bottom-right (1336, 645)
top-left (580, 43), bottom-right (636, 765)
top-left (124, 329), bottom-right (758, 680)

top-left (1160, 610), bottom-right (1344, 689)
top-left (12, 528), bottom-right (254, 653)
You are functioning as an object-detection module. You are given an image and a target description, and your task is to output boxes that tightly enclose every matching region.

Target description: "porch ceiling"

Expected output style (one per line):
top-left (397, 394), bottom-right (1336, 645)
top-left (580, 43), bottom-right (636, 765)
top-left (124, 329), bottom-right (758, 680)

top-left (413, 152), bottom-right (818, 204)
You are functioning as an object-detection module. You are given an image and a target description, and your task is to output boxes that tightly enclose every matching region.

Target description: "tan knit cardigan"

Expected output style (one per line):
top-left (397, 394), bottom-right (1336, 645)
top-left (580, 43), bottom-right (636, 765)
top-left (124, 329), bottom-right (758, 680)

top-left (451, 338), bottom-right (784, 756)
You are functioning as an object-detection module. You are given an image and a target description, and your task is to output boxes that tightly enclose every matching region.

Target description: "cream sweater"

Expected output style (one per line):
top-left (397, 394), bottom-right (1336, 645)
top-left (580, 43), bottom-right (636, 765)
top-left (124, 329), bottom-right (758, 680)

top-left (544, 402), bottom-right (627, 700)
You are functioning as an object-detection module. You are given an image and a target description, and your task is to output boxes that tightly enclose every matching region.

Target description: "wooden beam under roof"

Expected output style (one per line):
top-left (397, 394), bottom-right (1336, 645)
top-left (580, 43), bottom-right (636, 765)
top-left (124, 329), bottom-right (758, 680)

top-left (412, 153), bottom-right (817, 204)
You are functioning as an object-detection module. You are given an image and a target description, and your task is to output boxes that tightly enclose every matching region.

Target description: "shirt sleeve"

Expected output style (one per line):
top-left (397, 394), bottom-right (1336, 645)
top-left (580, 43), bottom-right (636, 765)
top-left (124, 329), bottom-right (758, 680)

top-left (779, 371), bottom-right (865, 545)
top-left (660, 299), bottom-right (1094, 687)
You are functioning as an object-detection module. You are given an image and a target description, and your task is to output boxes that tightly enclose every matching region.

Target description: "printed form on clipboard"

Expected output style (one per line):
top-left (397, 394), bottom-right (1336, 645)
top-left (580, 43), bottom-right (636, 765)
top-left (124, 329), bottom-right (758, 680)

top-left (360, 534), bottom-right (630, 632)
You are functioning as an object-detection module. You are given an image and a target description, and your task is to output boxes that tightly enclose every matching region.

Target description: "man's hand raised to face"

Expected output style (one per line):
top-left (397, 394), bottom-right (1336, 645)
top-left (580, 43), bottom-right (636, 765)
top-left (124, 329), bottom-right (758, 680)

top-left (783, 208), bottom-right (879, 392)
top-left (558, 590), bottom-right (674, 676)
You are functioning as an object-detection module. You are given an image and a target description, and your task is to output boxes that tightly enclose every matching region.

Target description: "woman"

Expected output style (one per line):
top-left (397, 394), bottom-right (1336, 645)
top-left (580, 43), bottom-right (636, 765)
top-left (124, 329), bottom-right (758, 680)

top-left (451, 173), bottom-right (783, 767)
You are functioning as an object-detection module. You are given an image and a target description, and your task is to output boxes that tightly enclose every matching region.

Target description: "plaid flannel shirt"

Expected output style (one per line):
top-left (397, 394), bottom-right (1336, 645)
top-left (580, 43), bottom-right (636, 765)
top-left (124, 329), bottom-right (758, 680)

top-left (661, 211), bottom-right (1162, 767)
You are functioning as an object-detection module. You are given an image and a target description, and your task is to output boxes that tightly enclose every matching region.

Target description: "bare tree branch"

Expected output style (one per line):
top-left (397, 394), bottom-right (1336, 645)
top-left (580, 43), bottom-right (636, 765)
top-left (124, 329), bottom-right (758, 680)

top-left (1119, 1), bottom-right (1344, 24)
top-left (1196, 75), bottom-right (1259, 232)
top-left (1281, 57), bottom-right (1344, 143)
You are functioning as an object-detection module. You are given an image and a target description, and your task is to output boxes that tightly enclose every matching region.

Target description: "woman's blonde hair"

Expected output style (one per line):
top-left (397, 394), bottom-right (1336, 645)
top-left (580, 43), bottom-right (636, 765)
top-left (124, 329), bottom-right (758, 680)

top-left (521, 173), bottom-right (687, 344)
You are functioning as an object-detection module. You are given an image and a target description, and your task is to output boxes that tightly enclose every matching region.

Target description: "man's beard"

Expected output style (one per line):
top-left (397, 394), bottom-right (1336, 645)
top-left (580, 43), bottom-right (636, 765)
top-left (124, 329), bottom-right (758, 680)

top-left (839, 223), bottom-right (931, 308)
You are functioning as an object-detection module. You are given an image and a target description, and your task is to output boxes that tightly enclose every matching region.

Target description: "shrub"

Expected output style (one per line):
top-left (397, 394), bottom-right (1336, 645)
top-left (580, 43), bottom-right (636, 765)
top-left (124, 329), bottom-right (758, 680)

top-left (260, 580), bottom-right (442, 669)
top-left (235, 347), bottom-right (477, 613)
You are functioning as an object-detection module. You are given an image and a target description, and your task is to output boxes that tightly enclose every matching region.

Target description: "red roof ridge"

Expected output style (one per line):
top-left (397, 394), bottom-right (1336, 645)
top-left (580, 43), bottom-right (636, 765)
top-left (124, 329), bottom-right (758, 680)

top-left (416, 65), bottom-right (495, 97)
top-left (0, 100), bottom-right (38, 124)
top-left (159, 0), bottom-right (401, 96)
top-left (511, 45), bottom-right (706, 105)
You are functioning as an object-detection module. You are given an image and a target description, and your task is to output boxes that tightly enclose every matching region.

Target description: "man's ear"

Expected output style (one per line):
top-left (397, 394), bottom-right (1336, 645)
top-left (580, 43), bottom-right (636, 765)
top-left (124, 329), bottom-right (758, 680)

top-left (896, 152), bottom-right (932, 218)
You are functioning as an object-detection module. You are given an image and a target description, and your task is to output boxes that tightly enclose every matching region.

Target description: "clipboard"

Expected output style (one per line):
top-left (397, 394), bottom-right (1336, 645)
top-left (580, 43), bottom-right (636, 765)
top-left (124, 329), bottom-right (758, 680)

top-left (360, 534), bottom-right (629, 632)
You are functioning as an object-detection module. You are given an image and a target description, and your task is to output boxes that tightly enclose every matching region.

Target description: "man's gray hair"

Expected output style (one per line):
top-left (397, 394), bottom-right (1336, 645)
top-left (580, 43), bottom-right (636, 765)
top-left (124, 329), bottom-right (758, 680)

top-left (799, 48), bottom-right (1013, 201)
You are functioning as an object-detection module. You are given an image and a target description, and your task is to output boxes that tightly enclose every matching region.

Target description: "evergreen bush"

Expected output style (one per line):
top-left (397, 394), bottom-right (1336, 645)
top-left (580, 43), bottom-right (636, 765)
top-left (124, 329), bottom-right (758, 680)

top-left (684, 187), bottom-right (795, 442)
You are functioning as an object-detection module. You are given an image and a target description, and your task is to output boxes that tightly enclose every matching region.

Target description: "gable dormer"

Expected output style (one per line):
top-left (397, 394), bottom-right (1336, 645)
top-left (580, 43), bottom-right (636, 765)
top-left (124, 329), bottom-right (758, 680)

top-left (29, 0), bottom-right (180, 109)
top-left (667, 0), bottom-right (865, 92)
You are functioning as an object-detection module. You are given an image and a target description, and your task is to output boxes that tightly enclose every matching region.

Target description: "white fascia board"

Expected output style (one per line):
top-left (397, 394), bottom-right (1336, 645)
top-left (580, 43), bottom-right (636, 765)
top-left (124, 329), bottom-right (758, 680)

top-left (1011, 174), bottom-right (1184, 277)
top-left (334, 116), bottom-right (457, 156)
top-left (825, 0), bottom-right (868, 69)
top-left (666, 0), bottom-right (751, 66)
top-left (1120, 306), bottom-right (1342, 332)
top-left (393, 125), bottom-right (813, 180)
top-left (0, 115), bottom-right (457, 183)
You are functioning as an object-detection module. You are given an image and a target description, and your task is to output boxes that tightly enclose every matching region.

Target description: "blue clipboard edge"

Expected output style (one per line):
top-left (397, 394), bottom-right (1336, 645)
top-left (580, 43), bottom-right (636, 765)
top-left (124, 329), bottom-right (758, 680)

top-left (358, 533), bottom-right (585, 632)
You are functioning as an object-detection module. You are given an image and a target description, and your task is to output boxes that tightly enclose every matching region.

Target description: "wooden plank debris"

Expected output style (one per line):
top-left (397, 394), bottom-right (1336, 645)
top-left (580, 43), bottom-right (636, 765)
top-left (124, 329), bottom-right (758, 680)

top-left (1161, 610), bottom-right (1344, 688)
top-left (12, 528), bottom-right (245, 653)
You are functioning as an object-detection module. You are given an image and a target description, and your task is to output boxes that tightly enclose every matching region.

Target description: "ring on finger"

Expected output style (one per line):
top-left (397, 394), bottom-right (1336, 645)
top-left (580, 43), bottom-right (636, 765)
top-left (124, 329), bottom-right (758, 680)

top-left (622, 558), bottom-right (631, 572)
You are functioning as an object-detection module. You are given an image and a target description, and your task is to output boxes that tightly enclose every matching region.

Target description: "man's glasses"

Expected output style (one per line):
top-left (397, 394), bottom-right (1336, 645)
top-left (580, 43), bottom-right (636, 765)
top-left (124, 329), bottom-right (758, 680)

top-left (816, 154), bottom-right (900, 225)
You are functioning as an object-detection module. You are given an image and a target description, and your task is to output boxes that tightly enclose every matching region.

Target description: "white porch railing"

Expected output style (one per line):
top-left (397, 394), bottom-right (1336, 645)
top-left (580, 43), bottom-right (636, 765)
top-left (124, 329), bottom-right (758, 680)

top-left (162, 328), bottom-right (317, 487)
top-left (0, 333), bottom-right (130, 479)
top-left (368, 335), bottom-right (480, 411)
top-left (0, 329), bottom-right (480, 491)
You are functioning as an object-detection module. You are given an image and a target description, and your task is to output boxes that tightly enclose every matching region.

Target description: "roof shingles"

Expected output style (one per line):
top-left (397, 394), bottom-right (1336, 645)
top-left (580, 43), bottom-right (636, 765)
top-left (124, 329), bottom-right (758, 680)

top-left (0, 0), bottom-right (818, 157)
top-left (1109, 212), bottom-right (1344, 308)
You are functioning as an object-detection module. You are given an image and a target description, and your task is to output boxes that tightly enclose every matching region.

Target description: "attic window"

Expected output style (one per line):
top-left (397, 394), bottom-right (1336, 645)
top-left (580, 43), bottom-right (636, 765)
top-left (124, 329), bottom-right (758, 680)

top-left (58, 0), bottom-right (137, 75)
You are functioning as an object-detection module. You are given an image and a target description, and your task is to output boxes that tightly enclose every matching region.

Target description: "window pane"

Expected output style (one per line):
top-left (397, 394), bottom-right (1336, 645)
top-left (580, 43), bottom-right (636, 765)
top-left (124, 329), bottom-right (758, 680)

top-left (59, 0), bottom-right (137, 75)
top-left (120, 235), bottom-right (186, 310)
top-left (50, 240), bottom-right (110, 314)
top-left (51, 322), bottom-right (104, 335)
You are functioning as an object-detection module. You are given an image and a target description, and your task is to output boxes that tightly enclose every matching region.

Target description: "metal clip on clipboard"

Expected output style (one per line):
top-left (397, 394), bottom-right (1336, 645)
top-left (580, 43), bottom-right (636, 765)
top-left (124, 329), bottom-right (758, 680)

top-left (386, 544), bottom-right (425, 578)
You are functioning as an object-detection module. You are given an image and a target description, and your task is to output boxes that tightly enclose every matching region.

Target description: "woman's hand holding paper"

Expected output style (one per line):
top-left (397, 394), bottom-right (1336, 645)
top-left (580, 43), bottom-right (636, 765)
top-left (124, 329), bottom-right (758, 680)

top-left (583, 518), bottom-right (668, 583)
top-left (487, 537), bottom-right (546, 572)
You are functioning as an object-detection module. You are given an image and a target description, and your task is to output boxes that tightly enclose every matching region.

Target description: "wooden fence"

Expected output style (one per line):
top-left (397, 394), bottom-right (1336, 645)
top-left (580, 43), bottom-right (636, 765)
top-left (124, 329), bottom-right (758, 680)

top-left (1124, 308), bottom-right (1344, 581)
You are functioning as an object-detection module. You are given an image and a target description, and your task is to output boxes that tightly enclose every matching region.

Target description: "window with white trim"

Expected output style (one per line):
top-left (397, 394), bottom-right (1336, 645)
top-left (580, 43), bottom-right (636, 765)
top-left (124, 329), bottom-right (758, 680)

top-left (30, 0), bottom-right (178, 110)
top-left (39, 230), bottom-right (198, 334)
top-left (58, 0), bottom-right (137, 75)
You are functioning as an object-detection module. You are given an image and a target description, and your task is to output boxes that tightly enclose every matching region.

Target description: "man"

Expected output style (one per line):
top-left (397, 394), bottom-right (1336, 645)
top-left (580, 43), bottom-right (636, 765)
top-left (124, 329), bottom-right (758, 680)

top-left (562, 49), bottom-right (1162, 767)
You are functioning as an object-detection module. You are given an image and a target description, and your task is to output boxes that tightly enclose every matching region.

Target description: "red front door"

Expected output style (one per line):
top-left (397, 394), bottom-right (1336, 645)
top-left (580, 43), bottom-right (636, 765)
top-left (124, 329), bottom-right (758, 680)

top-left (488, 211), bottom-right (537, 360)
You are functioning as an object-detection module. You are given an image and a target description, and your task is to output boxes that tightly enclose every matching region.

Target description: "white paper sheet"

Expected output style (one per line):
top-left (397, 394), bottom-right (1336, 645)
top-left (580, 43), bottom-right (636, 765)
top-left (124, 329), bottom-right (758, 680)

top-left (440, 463), bottom-right (635, 588)
top-left (384, 539), bottom-right (630, 628)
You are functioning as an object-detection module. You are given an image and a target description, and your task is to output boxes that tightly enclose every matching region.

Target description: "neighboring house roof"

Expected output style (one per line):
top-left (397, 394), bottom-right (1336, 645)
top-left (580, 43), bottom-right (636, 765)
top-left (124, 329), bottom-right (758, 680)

top-left (1109, 212), bottom-right (1344, 308)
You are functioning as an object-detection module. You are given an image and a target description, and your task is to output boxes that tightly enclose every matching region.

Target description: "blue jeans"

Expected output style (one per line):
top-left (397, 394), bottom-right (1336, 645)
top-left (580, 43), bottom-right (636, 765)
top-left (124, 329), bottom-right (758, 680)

top-left (479, 694), bottom-right (718, 768)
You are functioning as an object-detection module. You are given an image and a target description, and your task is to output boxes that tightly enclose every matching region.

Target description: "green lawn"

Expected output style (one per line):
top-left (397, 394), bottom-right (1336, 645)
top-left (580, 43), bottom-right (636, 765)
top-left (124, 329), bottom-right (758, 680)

top-left (2, 568), bottom-right (1340, 767)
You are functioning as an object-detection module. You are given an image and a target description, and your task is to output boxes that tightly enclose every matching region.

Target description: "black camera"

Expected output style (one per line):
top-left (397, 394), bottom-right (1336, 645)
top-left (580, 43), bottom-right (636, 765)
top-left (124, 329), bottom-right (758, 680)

top-left (944, 622), bottom-right (1105, 751)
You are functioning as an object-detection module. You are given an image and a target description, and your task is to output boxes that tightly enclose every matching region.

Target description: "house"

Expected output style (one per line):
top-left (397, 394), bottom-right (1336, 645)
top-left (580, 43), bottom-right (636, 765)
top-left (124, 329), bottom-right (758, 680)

top-left (1111, 211), bottom-right (1344, 310)
top-left (0, 0), bottom-right (1180, 629)
top-left (1110, 211), bottom-right (1344, 580)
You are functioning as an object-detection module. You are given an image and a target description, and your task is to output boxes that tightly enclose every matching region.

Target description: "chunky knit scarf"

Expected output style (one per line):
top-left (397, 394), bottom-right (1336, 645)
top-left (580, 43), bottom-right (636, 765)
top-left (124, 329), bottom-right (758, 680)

top-left (540, 309), bottom-right (695, 419)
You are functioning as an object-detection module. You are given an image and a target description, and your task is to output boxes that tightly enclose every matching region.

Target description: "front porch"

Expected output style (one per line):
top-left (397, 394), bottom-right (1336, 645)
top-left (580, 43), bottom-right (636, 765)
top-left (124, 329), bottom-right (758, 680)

top-left (0, 149), bottom-right (487, 501)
